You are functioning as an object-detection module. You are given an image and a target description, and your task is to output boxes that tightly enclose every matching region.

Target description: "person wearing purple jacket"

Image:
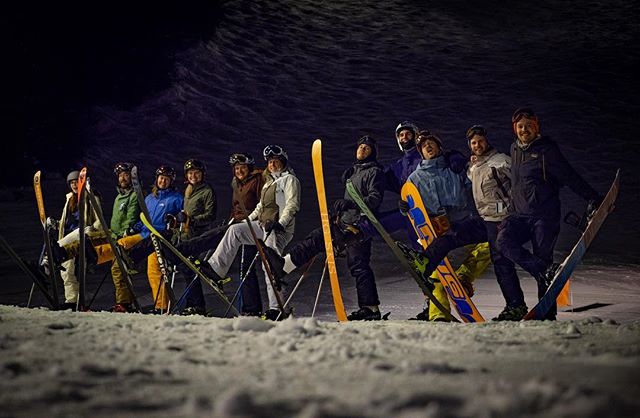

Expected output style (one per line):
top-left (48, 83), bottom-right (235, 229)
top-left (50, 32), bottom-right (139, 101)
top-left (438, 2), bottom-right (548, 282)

top-left (496, 108), bottom-right (601, 320)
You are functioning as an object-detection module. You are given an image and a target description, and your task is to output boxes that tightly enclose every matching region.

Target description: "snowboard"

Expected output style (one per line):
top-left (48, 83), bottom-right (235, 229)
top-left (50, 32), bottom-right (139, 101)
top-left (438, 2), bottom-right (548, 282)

top-left (84, 178), bottom-right (142, 312)
top-left (140, 212), bottom-right (239, 316)
top-left (130, 166), bottom-right (176, 308)
top-left (401, 181), bottom-right (485, 323)
top-left (524, 169), bottom-right (620, 320)
top-left (311, 139), bottom-right (348, 322)
top-left (33, 171), bottom-right (60, 308)
top-left (346, 179), bottom-right (458, 322)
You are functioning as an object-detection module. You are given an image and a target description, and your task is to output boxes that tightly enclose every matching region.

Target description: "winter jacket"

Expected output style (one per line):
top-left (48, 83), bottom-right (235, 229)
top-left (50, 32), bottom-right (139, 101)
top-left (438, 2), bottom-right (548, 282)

top-left (340, 160), bottom-right (385, 225)
top-left (140, 188), bottom-right (184, 239)
top-left (249, 167), bottom-right (300, 235)
top-left (230, 170), bottom-right (264, 221)
top-left (510, 136), bottom-right (599, 221)
top-left (408, 154), bottom-right (475, 223)
top-left (183, 182), bottom-right (216, 237)
top-left (59, 192), bottom-right (101, 240)
top-left (467, 148), bottom-right (511, 222)
top-left (110, 188), bottom-right (140, 239)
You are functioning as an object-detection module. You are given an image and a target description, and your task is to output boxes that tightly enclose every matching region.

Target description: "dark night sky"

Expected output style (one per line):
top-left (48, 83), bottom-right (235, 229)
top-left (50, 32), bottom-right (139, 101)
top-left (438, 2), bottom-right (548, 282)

top-left (2, 5), bottom-right (223, 187)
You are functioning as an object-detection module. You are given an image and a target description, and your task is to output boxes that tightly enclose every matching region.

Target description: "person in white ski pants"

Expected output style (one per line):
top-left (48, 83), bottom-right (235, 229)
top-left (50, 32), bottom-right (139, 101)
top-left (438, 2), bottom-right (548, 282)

top-left (207, 145), bottom-right (300, 315)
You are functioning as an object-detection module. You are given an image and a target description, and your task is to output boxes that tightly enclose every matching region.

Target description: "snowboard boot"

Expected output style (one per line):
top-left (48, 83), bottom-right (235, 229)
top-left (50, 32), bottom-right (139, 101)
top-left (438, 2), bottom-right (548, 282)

top-left (180, 306), bottom-right (206, 316)
top-left (396, 241), bottom-right (436, 290)
top-left (110, 303), bottom-right (133, 313)
top-left (262, 308), bottom-right (288, 321)
top-left (409, 308), bottom-right (430, 321)
top-left (492, 305), bottom-right (528, 321)
top-left (347, 306), bottom-right (382, 321)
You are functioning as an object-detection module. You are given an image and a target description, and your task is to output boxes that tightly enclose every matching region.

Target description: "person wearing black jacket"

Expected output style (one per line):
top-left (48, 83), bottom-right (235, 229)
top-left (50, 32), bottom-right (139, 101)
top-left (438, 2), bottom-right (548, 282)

top-left (496, 108), bottom-right (601, 320)
top-left (264, 135), bottom-right (386, 320)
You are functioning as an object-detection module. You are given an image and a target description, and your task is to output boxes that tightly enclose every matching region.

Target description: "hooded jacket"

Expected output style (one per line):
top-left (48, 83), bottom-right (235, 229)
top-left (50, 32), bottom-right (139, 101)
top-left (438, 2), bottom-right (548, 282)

top-left (467, 148), bottom-right (511, 222)
top-left (408, 154), bottom-right (475, 223)
top-left (140, 188), bottom-right (184, 239)
top-left (230, 169), bottom-right (264, 221)
top-left (340, 160), bottom-right (385, 225)
top-left (510, 136), bottom-right (599, 221)
top-left (110, 187), bottom-right (140, 239)
top-left (249, 167), bottom-right (300, 235)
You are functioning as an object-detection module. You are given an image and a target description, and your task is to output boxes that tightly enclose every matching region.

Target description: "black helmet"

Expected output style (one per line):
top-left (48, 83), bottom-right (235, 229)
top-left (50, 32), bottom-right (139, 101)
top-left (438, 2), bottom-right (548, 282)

top-left (66, 170), bottom-right (80, 183)
top-left (395, 121), bottom-right (419, 151)
top-left (113, 162), bottom-right (134, 175)
top-left (155, 165), bottom-right (176, 181)
top-left (229, 153), bottom-right (255, 166)
top-left (263, 145), bottom-right (288, 162)
top-left (184, 159), bottom-right (206, 175)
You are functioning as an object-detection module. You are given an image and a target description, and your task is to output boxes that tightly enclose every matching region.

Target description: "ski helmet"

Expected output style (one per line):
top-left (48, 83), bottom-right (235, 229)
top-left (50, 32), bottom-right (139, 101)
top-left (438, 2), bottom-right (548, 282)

top-left (263, 145), bottom-right (288, 163)
top-left (183, 159), bottom-right (207, 176)
top-left (66, 170), bottom-right (80, 183)
top-left (155, 165), bottom-right (176, 181)
top-left (395, 121), bottom-right (419, 151)
top-left (229, 153), bottom-right (255, 167)
top-left (113, 162), bottom-right (133, 175)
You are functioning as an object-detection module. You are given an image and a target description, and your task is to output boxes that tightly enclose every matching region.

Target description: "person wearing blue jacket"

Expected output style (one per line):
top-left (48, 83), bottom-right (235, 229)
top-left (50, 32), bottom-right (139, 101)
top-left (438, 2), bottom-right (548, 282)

top-left (402, 131), bottom-right (488, 320)
top-left (141, 165), bottom-right (184, 313)
top-left (496, 108), bottom-right (601, 320)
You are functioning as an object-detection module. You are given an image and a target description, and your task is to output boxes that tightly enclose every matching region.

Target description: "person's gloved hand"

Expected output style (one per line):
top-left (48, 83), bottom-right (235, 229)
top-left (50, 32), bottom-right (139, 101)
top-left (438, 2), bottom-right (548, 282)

top-left (398, 199), bottom-right (410, 216)
top-left (264, 220), bottom-right (285, 234)
top-left (175, 211), bottom-right (188, 224)
top-left (124, 227), bottom-right (138, 237)
top-left (333, 199), bottom-right (355, 214)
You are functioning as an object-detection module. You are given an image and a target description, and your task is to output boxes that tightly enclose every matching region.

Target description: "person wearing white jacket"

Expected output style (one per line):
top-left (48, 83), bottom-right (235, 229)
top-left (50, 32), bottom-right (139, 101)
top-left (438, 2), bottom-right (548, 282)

top-left (465, 125), bottom-right (524, 321)
top-left (206, 145), bottom-right (301, 319)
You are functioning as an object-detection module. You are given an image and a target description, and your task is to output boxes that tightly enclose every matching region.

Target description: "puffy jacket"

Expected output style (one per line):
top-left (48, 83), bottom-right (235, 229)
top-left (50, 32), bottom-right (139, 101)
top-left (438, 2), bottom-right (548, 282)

top-left (249, 167), bottom-right (300, 235)
top-left (510, 136), bottom-right (599, 221)
top-left (140, 188), bottom-right (184, 239)
top-left (340, 160), bottom-right (385, 225)
top-left (110, 188), bottom-right (140, 239)
top-left (183, 182), bottom-right (216, 237)
top-left (467, 148), bottom-right (511, 222)
top-left (408, 154), bottom-right (475, 223)
top-left (230, 170), bottom-right (264, 221)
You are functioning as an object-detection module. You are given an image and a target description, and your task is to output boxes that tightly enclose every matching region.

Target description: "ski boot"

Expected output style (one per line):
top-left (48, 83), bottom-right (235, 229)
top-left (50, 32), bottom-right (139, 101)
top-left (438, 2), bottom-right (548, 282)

top-left (258, 243), bottom-right (288, 289)
top-left (191, 258), bottom-right (227, 290)
top-left (262, 308), bottom-right (289, 321)
top-left (110, 303), bottom-right (133, 313)
top-left (347, 307), bottom-right (382, 321)
top-left (492, 305), bottom-right (528, 321)
top-left (180, 306), bottom-right (206, 316)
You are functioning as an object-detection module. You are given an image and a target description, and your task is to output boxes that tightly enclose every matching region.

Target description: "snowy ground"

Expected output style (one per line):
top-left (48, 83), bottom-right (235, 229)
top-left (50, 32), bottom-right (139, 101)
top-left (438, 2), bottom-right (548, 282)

top-left (1, 260), bottom-right (639, 418)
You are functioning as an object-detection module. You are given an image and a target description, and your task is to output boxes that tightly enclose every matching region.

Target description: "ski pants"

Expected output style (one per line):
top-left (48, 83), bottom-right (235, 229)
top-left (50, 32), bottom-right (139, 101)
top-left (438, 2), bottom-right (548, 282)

top-left (60, 258), bottom-right (78, 303)
top-left (208, 220), bottom-right (290, 310)
top-left (108, 234), bottom-right (143, 304)
top-left (288, 227), bottom-right (380, 308)
top-left (496, 215), bottom-right (560, 317)
top-left (485, 221), bottom-right (523, 309)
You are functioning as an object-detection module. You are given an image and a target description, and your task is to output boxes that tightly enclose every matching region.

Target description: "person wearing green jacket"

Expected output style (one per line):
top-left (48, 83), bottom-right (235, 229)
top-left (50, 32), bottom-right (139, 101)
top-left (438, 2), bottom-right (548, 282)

top-left (109, 162), bottom-right (141, 313)
top-left (175, 158), bottom-right (217, 315)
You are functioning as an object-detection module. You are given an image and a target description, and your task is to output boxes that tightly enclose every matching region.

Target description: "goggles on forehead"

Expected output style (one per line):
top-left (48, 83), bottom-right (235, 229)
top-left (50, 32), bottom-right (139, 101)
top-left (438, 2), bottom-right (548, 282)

top-left (113, 162), bottom-right (133, 175)
top-left (263, 145), bottom-right (286, 160)
top-left (512, 108), bottom-right (537, 123)
top-left (229, 153), bottom-right (255, 166)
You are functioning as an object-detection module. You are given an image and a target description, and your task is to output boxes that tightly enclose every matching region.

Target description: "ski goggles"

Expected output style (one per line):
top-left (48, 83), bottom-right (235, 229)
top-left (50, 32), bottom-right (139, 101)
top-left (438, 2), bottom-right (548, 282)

top-left (113, 162), bottom-right (133, 175)
top-left (263, 145), bottom-right (286, 160)
top-left (229, 153), bottom-right (255, 166)
top-left (511, 108), bottom-right (537, 123)
top-left (416, 132), bottom-right (442, 148)
top-left (465, 125), bottom-right (487, 140)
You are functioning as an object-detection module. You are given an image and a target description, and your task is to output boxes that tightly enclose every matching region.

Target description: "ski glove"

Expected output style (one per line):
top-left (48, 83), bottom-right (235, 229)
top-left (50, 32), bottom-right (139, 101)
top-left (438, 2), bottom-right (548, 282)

top-left (263, 220), bottom-right (284, 234)
top-left (333, 199), bottom-right (355, 214)
top-left (175, 211), bottom-right (188, 224)
top-left (398, 199), bottom-right (410, 216)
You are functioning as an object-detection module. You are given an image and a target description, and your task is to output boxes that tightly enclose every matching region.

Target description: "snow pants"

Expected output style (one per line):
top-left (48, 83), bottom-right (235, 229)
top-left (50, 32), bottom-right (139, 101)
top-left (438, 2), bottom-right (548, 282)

top-left (496, 215), bottom-right (560, 318)
top-left (60, 258), bottom-right (78, 303)
top-left (288, 227), bottom-right (380, 307)
top-left (108, 234), bottom-right (143, 305)
top-left (208, 220), bottom-right (290, 310)
top-left (484, 221), bottom-right (523, 309)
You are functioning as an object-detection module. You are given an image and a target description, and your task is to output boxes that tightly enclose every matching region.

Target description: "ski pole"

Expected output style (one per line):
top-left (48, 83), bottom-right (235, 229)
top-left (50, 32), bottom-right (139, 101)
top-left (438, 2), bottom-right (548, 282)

top-left (26, 283), bottom-right (35, 308)
top-left (276, 256), bottom-right (317, 321)
top-left (311, 258), bottom-right (328, 318)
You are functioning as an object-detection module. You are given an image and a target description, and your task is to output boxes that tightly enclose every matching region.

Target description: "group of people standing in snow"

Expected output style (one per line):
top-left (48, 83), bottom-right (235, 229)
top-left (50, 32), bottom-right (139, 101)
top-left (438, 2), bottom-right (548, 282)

top-left (46, 107), bottom-right (601, 322)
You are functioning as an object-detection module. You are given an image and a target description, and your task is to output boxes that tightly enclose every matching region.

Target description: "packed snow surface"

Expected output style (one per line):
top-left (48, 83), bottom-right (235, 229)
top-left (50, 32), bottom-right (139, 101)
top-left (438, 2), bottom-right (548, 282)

top-left (1, 305), bottom-right (638, 418)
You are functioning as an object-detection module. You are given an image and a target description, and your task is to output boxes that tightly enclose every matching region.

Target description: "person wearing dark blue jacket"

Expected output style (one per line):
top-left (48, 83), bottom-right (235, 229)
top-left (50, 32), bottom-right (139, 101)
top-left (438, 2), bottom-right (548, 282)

top-left (264, 136), bottom-right (386, 320)
top-left (496, 108), bottom-right (601, 320)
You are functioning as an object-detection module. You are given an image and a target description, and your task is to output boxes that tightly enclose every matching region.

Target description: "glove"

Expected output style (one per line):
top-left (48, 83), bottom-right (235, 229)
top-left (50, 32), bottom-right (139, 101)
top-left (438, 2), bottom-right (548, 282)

top-left (333, 199), bottom-right (355, 214)
top-left (175, 211), bottom-right (188, 224)
top-left (124, 227), bottom-right (138, 237)
top-left (264, 220), bottom-right (284, 234)
top-left (586, 197), bottom-right (602, 218)
top-left (398, 199), bottom-right (410, 216)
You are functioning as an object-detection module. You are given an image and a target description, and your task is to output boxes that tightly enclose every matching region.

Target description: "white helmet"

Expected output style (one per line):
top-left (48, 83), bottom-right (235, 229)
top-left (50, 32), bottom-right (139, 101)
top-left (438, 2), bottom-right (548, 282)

top-left (395, 121), bottom-right (419, 150)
